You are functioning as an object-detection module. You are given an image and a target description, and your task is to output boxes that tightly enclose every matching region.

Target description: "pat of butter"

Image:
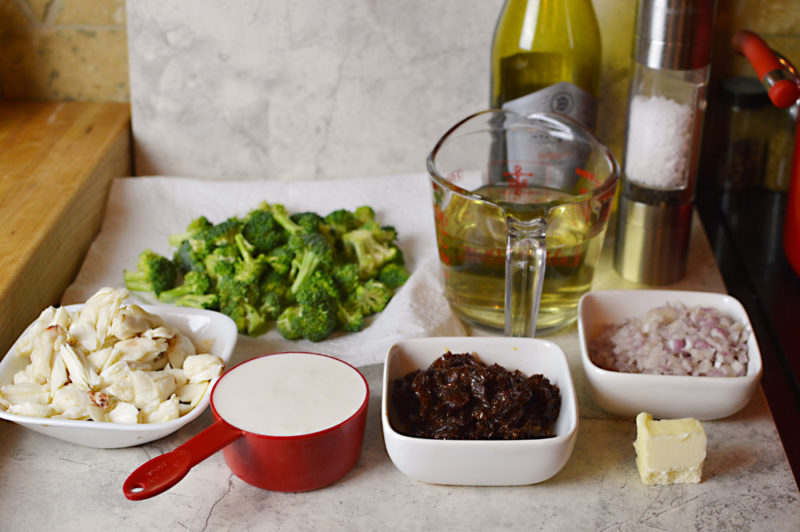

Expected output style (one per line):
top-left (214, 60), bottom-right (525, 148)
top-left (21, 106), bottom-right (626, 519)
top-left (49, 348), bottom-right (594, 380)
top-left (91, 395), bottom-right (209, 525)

top-left (633, 412), bottom-right (706, 486)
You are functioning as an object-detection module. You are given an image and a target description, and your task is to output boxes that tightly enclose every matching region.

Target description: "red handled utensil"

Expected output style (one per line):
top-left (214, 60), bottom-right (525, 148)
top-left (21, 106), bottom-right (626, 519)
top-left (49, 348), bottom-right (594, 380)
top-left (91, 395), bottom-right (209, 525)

top-left (732, 30), bottom-right (799, 108)
top-left (733, 30), bottom-right (800, 276)
top-left (123, 420), bottom-right (243, 500)
top-left (123, 353), bottom-right (370, 501)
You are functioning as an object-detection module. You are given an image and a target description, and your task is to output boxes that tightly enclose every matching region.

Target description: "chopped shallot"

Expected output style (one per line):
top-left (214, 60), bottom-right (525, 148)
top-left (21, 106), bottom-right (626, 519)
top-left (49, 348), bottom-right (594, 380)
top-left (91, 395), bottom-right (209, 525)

top-left (589, 303), bottom-right (750, 377)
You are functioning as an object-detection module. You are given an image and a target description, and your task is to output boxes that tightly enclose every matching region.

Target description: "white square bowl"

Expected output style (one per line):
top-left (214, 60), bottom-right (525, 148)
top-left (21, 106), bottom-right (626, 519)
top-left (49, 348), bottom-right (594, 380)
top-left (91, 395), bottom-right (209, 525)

top-left (382, 336), bottom-right (578, 486)
top-left (0, 304), bottom-right (238, 448)
top-left (577, 290), bottom-right (762, 420)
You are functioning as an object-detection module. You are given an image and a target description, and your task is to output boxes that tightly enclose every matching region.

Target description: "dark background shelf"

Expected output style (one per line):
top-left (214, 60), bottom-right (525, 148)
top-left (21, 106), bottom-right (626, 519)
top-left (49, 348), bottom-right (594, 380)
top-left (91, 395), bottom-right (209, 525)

top-left (696, 186), bottom-right (800, 483)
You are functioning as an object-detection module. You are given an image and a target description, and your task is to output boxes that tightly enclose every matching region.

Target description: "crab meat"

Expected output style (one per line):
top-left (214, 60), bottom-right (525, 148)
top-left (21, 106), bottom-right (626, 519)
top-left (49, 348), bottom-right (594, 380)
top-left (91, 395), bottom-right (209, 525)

top-left (183, 354), bottom-right (224, 383)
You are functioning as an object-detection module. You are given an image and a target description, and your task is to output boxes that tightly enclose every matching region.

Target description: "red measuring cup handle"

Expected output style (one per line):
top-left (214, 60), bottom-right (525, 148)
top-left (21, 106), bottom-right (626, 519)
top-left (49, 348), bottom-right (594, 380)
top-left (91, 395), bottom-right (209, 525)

top-left (732, 30), bottom-right (799, 108)
top-left (123, 419), bottom-right (243, 501)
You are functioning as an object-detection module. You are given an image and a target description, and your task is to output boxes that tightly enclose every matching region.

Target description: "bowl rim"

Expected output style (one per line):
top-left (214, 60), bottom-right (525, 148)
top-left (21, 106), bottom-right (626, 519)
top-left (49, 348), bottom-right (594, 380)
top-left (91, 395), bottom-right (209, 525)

top-left (0, 302), bottom-right (238, 433)
top-left (577, 289), bottom-right (763, 382)
top-left (381, 336), bottom-right (579, 445)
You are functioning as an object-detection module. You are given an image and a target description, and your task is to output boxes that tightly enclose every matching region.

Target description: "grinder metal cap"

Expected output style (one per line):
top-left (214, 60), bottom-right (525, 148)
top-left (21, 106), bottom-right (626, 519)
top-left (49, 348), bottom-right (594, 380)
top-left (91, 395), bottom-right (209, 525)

top-left (614, 195), bottom-right (693, 285)
top-left (634, 0), bottom-right (716, 70)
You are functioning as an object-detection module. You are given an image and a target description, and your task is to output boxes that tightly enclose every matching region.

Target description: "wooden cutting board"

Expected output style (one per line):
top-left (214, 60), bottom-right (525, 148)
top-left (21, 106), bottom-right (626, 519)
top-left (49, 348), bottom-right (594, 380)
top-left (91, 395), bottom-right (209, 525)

top-left (0, 101), bottom-right (132, 357)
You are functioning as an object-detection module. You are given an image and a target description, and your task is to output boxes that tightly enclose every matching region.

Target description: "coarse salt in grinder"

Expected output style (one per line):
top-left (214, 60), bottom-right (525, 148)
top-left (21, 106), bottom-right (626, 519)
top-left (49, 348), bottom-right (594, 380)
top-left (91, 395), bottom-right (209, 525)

top-left (614, 0), bottom-right (716, 284)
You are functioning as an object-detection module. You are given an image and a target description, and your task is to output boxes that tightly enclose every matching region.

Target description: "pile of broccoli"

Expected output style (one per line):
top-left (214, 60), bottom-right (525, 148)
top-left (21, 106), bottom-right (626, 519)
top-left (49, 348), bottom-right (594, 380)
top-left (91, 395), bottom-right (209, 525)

top-left (123, 203), bottom-right (409, 342)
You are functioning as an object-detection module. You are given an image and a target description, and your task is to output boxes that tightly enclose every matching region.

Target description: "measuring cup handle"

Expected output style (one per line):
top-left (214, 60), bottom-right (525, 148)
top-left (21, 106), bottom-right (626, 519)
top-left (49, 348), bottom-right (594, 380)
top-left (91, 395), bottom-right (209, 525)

top-left (123, 419), bottom-right (243, 501)
top-left (504, 215), bottom-right (547, 337)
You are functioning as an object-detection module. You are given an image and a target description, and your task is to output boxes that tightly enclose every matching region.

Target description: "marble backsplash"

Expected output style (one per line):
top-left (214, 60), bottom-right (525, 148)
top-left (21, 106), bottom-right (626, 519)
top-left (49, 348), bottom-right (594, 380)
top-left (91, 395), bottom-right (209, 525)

top-left (126, 1), bottom-right (507, 180)
top-left (126, 0), bottom-right (641, 180)
top-left (1, 0), bottom-right (799, 180)
top-left (123, 0), bottom-right (800, 180)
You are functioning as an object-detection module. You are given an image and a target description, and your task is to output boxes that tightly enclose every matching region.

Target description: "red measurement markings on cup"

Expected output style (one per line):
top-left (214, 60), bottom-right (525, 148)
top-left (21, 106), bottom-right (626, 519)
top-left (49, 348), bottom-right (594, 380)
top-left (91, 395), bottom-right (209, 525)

top-left (465, 245), bottom-right (505, 263)
top-left (575, 167), bottom-right (597, 194)
top-left (433, 206), bottom-right (452, 264)
top-left (503, 165), bottom-right (533, 196)
top-left (548, 246), bottom-right (583, 267)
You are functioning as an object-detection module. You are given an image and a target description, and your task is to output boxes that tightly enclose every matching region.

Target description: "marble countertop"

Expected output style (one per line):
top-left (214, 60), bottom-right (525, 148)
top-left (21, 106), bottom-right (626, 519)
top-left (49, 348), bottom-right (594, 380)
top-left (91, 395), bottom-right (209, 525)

top-left (0, 215), bottom-right (798, 531)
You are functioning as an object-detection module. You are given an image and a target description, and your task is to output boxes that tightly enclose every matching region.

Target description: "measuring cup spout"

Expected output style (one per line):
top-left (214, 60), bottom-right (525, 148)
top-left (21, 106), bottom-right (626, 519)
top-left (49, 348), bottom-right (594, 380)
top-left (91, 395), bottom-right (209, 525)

top-left (505, 215), bottom-right (547, 337)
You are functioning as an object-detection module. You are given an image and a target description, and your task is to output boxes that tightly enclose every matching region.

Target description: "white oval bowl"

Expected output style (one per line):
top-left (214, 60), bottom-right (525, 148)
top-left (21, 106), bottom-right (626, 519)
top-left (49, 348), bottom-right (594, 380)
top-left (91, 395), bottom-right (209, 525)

top-left (0, 303), bottom-right (237, 448)
top-left (577, 290), bottom-right (762, 420)
top-left (382, 336), bottom-right (578, 486)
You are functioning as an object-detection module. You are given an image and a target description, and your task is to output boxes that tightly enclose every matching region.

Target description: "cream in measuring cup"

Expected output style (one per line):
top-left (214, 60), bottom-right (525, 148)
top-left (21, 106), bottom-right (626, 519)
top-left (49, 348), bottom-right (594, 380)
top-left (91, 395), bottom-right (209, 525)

top-left (124, 352), bottom-right (369, 499)
top-left (212, 352), bottom-right (367, 436)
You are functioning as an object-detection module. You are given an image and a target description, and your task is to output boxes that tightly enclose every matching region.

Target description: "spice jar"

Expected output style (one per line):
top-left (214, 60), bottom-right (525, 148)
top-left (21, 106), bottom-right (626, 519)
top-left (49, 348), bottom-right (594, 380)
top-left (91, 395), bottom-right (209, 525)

top-left (713, 77), bottom-right (769, 189)
top-left (615, 0), bottom-right (715, 285)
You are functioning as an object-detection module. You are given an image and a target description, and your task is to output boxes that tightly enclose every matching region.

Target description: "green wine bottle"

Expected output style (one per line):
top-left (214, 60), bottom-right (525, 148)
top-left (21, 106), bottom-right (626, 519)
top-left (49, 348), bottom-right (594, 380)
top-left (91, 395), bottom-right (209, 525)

top-left (491, 0), bottom-right (601, 129)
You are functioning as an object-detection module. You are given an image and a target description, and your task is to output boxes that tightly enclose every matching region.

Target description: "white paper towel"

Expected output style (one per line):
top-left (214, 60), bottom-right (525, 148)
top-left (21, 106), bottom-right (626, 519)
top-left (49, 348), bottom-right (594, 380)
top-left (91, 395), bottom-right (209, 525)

top-left (62, 173), bottom-right (467, 367)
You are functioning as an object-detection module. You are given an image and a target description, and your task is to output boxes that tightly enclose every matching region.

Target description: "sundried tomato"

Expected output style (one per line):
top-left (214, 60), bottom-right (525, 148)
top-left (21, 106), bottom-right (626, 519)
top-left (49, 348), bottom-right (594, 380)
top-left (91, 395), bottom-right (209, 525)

top-left (390, 352), bottom-right (560, 440)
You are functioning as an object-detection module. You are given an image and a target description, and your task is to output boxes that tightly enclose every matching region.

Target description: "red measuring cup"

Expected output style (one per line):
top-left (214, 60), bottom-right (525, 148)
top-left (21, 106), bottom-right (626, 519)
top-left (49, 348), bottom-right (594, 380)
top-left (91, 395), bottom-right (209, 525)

top-left (123, 352), bottom-right (369, 500)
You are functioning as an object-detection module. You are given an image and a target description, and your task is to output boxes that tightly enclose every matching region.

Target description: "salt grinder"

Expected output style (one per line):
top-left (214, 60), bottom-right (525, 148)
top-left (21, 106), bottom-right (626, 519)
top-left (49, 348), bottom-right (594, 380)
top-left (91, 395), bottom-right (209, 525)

top-left (614, 0), bottom-right (715, 284)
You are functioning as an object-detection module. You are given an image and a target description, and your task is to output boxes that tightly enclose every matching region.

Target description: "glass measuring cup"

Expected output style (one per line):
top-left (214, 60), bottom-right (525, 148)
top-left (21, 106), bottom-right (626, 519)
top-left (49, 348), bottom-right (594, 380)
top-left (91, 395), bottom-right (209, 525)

top-left (427, 110), bottom-right (619, 336)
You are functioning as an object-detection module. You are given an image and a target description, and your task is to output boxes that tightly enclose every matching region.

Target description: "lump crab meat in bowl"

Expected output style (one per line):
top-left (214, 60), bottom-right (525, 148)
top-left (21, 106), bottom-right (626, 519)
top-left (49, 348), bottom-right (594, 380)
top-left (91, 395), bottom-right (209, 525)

top-left (0, 287), bottom-right (237, 448)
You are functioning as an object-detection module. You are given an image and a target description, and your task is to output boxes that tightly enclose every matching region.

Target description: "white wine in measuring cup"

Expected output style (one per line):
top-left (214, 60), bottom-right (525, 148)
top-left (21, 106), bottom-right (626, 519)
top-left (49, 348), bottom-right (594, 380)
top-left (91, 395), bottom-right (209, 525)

top-left (427, 110), bottom-right (619, 337)
top-left (433, 183), bottom-right (608, 334)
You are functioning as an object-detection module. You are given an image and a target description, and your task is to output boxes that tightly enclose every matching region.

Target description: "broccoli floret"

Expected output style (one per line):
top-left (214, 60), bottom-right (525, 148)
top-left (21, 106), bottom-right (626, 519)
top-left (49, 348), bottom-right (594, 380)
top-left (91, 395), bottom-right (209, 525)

top-left (276, 306), bottom-right (303, 340)
top-left (172, 293), bottom-right (220, 310)
top-left (124, 249), bottom-right (178, 295)
top-left (290, 211), bottom-right (327, 235)
top-left (217, 276), bottom-right (268, 335)
top-left (295, 270), bottom-right (340, 307)
top-left (342, 228), bottom-right (398, 279)
top-left (230, 302), bottom-right (269, 336)
top-left (354, 206), bottom-right (375, 226)
top-left (204, 217), bottom-right (243, 248)
top-left (204, 244), bottom-right (239, 282)
top-left (361, 220), bottom-right (398, 244)
top-left (389, 245), bottom-right (406, 266)
top-left (262, 269), bottom-right (290, 305)
top-left (276, 275), bottom-right (339, 342)
top-left (234, 234), bottom-right (269, 283)
top-left (324, 209), bottom-right (358, 238)
top-left (223, 300), bottom-right (267, 335)
top-left (296, 304), bottom-right (337, 342)
top-left (269, 204), bottom-right (303, 235)
top-left (332, 263), bottom-right (361, 295)
top-left (291, 270), bottom-right (348, 340)
top-left (259, 291), bottom-right (282, 321)
top-left (242, 207), bottom-right (286, 254)
top-left (335, 301), bottom-right (364, 333)
top-left (172, 217), bottom-right (242, 272)
top-left (174, 239), bottom-right (207, 273)
top-left (217, 275), bottom-right (251, 308)
top-left (265, 244), bottom-right (294, 276)
top-left (378, 263), bottom-right (410, 290)
top-left (168, 216), bottom-right (213, 248)
top-left (348, 279), bottom-right (392, 316)
top-left (157, 270), bottom-right (213, 303)
top-left (288, 233), bottom-right (335, 294)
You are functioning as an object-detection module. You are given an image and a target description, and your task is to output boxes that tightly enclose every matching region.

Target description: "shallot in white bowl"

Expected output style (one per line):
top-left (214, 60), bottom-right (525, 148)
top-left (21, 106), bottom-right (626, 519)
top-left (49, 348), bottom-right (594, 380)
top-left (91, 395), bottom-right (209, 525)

top-left (577, 290), bottom-right (762, 420)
